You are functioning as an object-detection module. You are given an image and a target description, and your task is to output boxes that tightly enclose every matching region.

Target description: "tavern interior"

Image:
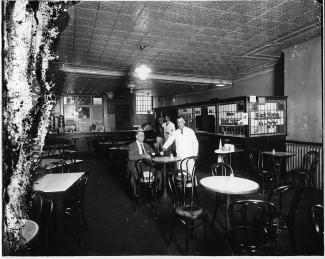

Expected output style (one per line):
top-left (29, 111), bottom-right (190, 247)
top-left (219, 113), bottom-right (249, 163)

top-left (27, 1), bottom-right (323, 256)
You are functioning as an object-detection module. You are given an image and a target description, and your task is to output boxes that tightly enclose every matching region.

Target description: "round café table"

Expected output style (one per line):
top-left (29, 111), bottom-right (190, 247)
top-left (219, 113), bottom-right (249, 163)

top-left (22, 219), bottom-right (39, 244)
top-left (214, 148), bottom-right (244, 167)
top-left (261, 151), bottom-right (295, 182)
top-left (151, 156), bottom-right (181, 197)
top-left (200, 175), bottom-right (259, 230)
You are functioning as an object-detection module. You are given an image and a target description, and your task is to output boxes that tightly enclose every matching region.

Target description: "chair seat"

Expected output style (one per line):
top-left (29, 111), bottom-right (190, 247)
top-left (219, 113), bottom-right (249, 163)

top-left (230, 226), bottom-right (273, 253)
top-left (258, 169), bottom-right (274, 176)
top-left (175, 172), bottom-right (197, 187)
top-left (175, 172), bottom-right (192, 182)
top-left (272, 214), bottom-right (289, 230)
top-left (140, 171), bottom-right (155, 183)
top-left (289, 168), bottom-right (309, 175)
top-left (176, 205), bottom-right (204, 220)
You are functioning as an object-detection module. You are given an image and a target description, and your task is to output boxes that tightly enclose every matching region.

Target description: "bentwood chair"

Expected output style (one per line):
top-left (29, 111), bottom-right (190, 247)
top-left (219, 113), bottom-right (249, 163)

top-left (168, 170), bottom-right (207, 254)
top-left (311, 204), bottom-right (324, 253)
top-left (178, 156), bottom-right (199, 203)
top-left (267, 185), bottom-right (304, 253)
top-left (64, 171), bottom-right (89, 248)
top-left (249, 150), bottom-right (275, 195)
top-left (210, 162), bottom-right (234, 227)
top-left (287, 151), bottom-right (319, 188)
top-left (28, 193), bottom-right (54, 255)
top-left (227, 199), bottom-right (277, 255)
top-left (49, 161), bottom-right (70, 174)
top-left (135, 159), bottom-right (159, 215)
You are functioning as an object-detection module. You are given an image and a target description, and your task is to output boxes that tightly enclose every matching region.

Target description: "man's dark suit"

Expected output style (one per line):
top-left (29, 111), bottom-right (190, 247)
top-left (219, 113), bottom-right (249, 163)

top-left (127, 141), bottom-right (154, 174)
top-left (127, 141), bottom-right (155, 195)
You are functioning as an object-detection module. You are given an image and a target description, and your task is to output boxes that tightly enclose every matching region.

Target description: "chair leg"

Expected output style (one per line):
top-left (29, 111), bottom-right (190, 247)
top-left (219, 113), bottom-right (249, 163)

top-left (195, 186), bottom-right (200, 205)
top-left (152, 186), bottom-right (159, 217)
top-left (203, 214), bottom-right (207, 248)
top-left (79, 202), bottom-right (89, 231)
top-left (168, 216), bottom-right (177, 246)
top-left (309, 176), bottom-right (315, 188)
top-left (211, 195), bottom-right (219, 226)
top-left (190, 228), bottom-right (194, 240)
top-left (261, 177), bottom-right (266, 196)
top-left (289, 228), bottom-right (297, 253)
top-left (185, 224), bottom-right (190, 254)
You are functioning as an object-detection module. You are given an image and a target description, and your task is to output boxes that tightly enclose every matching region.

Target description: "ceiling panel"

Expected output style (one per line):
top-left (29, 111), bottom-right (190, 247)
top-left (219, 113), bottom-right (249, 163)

top-left (59, 0), bottom-right (322, 97)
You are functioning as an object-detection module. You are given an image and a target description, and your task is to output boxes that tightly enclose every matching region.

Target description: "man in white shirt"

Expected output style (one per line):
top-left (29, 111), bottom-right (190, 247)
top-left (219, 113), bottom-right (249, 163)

top-left (162, 114), bottom-right (175, 142)
top-left (162, 116), bottom-right (199, 173)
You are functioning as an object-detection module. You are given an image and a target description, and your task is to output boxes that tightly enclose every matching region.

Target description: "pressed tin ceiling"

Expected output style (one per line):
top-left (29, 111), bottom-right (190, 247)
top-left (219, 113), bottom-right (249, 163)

top-left (58, 0), bottom-right (322, 96)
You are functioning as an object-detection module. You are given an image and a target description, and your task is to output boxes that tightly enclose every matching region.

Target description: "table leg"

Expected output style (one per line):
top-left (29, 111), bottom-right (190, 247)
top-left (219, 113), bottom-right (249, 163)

top-left (226, 194), bottom-right (230, 232)
top-left (217, 155), bottom-right (223, 163)
top-left (162, 163), bottom-right (168, 197)
top-left (49, 194), bottom-right (64, 255)
top-left (273, 157), bottom-right (281, 185)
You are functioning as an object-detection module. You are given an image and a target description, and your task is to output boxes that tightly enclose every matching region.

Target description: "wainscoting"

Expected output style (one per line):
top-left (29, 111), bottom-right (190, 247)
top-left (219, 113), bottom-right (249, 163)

top-left (286, 140), bottom-right (323, 190)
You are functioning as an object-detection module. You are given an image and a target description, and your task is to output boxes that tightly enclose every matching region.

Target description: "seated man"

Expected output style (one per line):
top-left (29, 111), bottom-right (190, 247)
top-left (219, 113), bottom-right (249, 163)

top-left (127, 130), bottom-right (161, 197)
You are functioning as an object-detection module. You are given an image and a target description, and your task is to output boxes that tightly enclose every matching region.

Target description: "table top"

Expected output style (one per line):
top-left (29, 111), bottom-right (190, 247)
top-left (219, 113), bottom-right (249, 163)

top-left (40, 159), bottom-right (83, 169)
top-left (40, 158), bottom-right (62, 168)
top-left (200, 176), bottom-right (259, 195)
top-left (262, 151), bottom-right (295, 157)
top-left (34, 172), bottom-right (84, 192)
top-left (214, 149), bottom-right (244, 154)
top-left (43, 143), bottom-right (70, 150)
top-left (22, 219), bottom-right (39, 244)
top-left (151, 156), bottom-right (182, 164)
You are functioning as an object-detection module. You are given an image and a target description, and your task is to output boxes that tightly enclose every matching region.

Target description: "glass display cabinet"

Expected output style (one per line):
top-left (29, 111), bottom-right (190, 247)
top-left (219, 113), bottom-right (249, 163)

top-left (216, 96), bottom-right (287, 137)
top-left (178, 107), bottom-right (194, 129)
top-left (194, 105), bottom-right (216, 133)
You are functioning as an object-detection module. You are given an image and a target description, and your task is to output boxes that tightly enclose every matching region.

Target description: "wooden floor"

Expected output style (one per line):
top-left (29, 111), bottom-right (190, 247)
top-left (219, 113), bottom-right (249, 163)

top-left (31, 152), bottom-right (324, 256)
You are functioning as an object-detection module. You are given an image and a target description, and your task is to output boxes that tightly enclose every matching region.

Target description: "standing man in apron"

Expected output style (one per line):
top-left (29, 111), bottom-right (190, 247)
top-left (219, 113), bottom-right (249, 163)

top-left (162, 116), bottom-right (199, 174)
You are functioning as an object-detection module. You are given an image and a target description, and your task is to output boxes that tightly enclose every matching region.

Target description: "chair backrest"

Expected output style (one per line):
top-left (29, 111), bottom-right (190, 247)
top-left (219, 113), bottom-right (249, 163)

top-left (311, 204), bottom-right (324, 236)
top-left (248, 150), bottom-right (258, 172)
top-left (135, 159), bottom-right (156, 185)
top-left (29, 193), bottom-right (53, 239)
top-left (268, 185), bottom-right (304, 228)
top-left (302, 151), bottom-right (319, 173)
top-left (67, 171), bottom-right (89, 204)
top-left (78, 171), bottom-right (89, 204)
top-left (50, 161), bottom-right (69, 174)
top-left (228, 199), bottom-right (276, 233)
top-left (227, 199), bottom-right (277, 254)
top-left (248, 150), bottom-right (266, 171)
top-left (168, 169), bottom-right (196, 209)
top-left (180, 156), bottom-right (198, 177)
top-left (211, 162), bottom-right (234, 176)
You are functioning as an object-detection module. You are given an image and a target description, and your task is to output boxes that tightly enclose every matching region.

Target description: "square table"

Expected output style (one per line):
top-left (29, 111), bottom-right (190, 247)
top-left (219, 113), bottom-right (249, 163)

top-left (34, 172), bottom-right (85, 253)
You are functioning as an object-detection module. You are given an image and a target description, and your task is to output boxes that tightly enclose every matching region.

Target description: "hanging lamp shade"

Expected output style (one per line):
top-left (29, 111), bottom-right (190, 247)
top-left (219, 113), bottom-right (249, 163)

top-left (134, 45), bottom-right (151, 80)
top-left (135, 64), bottom-right (151, 80)
top-left (106, 90), bottom-right (114, 99)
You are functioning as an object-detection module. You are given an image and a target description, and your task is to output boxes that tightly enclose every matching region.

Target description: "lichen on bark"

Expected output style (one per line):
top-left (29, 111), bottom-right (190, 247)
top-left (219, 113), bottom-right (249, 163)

top-left (3, 0), bottom-right (74, 254)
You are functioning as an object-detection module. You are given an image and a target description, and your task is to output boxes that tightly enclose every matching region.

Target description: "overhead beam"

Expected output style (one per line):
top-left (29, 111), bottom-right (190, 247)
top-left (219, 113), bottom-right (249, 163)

top-left (61, 64), bottom-right (232, 86)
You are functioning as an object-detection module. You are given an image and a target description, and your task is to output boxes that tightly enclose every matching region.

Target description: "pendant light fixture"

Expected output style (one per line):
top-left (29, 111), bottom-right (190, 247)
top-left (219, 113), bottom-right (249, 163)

top-left (134, 45), bottom-right (151, 80)
top-left (106, 90), bottom-right (114, 99)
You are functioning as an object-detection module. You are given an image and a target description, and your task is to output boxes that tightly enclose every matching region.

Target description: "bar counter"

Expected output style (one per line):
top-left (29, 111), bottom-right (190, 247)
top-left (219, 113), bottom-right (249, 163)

top-left (45, 130), bottom-right (146, 152)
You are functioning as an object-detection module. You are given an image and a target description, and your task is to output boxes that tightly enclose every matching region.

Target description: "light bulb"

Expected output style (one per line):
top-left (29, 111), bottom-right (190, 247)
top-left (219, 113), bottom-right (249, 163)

top-left (135, 64), bottom-right (151, 80)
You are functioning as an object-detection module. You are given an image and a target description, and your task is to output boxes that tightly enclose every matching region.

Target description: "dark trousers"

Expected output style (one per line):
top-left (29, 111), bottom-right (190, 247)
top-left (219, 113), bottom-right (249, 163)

top-left (126, 164), bottom-right (162, 196)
